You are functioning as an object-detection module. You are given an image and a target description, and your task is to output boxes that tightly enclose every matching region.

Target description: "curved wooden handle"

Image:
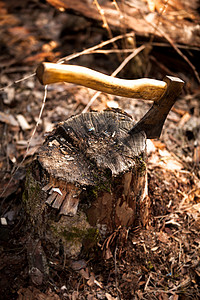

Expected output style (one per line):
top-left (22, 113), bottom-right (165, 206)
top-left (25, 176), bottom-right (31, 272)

top-left (36, 62), bottom-right (167, 102)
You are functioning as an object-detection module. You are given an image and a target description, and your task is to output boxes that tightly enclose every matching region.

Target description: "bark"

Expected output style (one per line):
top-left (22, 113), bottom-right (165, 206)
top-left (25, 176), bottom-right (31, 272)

top-left (23, 109), bottom-right (150, 258)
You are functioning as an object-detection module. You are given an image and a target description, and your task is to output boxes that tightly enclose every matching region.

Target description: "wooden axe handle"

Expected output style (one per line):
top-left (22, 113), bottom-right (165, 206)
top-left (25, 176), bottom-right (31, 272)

top-left (36, 62), bottom-right (167, 102)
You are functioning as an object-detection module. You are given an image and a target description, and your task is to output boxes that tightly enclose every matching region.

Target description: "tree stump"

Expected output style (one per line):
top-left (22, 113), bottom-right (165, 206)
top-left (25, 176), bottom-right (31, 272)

top-left (23, 109), bottom-right (150, 259)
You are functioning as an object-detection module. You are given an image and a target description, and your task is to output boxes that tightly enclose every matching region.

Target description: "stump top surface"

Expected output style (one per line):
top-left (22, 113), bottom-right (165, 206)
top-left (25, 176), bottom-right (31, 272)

top-left (38, 110), bottom-right (146, 185)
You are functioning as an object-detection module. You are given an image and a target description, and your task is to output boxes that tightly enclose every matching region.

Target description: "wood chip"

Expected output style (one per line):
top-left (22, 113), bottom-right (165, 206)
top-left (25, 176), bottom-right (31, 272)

top-left (1, 217), bottom-right (7, 225)
top-left (16, 114), bottom-right (31, 130)
top-left (51, 187), bottom-right (63, 195)
top-left (178, 112), bottom-right (191, 127)
top-left (42, 183), bottom-right (54, 192)
top-left (45, 192), bottom-right (57, 205)
top-left (51, 191), bottom-right (67, 209)
top-left (59, 192), bottom-right (79, 216)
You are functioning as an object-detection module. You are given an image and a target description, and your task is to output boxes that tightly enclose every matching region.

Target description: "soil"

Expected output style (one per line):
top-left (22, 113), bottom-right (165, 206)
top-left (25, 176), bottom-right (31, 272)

top-left (0, 1), bottom-right (200, 299)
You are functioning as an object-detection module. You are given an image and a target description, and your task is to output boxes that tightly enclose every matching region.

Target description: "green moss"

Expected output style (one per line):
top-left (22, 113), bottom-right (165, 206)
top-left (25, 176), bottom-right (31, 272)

top-left (22, 171), bottom-right (41, 215)
top-left (22, 169), bottom-right (45, 234)
top-left (50, 219), bottom-right (99, 258)
top-left (136, 154), bottom-right (147, 175)
top-left (85, 227), bottom-right (99, 244)
top-left (88, 173), bottom-right (112, 200)
top-left (147, 260), bottom-right (154, 270)
top-left (62, 227), bottom-right (86, 241)
top-left (51, 224), bottom-right (98, 244)
top-left (82, 228), bottom-right (99, 253)
top-left (89, 187), bottom-right (99, 199)
top-left (23, 170), bottom-right (39, 198)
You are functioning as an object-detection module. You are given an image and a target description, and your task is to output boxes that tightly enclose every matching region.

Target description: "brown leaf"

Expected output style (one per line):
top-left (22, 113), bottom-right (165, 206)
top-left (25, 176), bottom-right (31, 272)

top-left (87, 274), bottom-right (95, 286)
top-left (0, 111), bottom-right (19, 127)
top-left (79, 268), bottom-right (90, 280)
top-left (193, 144), bottom-right (200, 165)
top-left (178, 112), bottom-right (191, 127)
top-left (17, 286), bottom-right (60, 300)
top-left (157, 231), bottom-right (169, 243)
top-left (152, 140), bottom-right (166, 150)
top-left (16, 114), bottom-right (31, 130)
top-left (70, 259), bottom-right (87, 271)
top-left (105, 293), bottom-right (118, 300)
top-left (146, 0), bottom-right (156, 12)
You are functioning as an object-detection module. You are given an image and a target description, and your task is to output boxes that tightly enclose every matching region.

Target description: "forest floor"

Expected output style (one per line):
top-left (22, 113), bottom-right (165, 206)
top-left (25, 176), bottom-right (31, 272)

top-left (0, 1), bottom-right (200, 299)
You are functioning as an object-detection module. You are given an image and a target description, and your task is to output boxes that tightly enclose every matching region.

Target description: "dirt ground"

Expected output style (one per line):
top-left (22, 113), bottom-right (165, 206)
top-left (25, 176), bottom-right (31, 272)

top-left (0, 1), bottom-right (200, 299)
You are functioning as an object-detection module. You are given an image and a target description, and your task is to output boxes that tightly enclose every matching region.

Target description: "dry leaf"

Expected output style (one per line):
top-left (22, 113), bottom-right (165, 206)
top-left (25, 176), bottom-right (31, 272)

top-left (147, 139), bottom-right (156, 155)
top-left (105, 292), bottom-right (118, 300)
top-left (162, 158), bottom-right (183, 171)
top-left (87, 275), bottom-right (95, 287)
top-left (193, 144), bottom-right (200, 165)
top-left (157, 231), bottom-right (169, 243)
top-left (79, 268), bottom-right (90, 280)
top-left (16, 114), bottom-right (31, 130)
top-left (106, 100), bottom-right (119, 109)
top-left (159, 149), bottom-right (183, 170)
top-left (178, 112), bottom-right (191, 127)
top-left (70, 259), bottom-right (87, 271)
top-left (146, 0), bottom-right (156, 12)
top-left (151, 246), bottom-right (159, 251)
top-left (0, 111), bottom-right (19, 127)
top-left (18, 287), bottom-right (60, 300)
top-left (152, 140), bottom-right (166, 150)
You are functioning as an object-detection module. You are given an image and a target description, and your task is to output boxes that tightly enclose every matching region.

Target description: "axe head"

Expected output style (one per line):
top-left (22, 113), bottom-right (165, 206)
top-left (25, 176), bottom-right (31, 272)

top-left (128, 76), bottom-right (184, 139)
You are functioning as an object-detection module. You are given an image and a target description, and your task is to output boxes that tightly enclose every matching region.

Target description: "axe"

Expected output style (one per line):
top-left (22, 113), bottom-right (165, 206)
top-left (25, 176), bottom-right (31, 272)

top-left (36, 62), bottom-right (184, 138)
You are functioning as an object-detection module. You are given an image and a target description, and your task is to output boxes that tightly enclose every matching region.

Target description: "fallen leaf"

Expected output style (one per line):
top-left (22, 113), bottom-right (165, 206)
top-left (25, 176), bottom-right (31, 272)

top-left (16, 114), bottom-right (31, 130)
top-left (18, 286), bottom-right (61, 299)
top-left (70, 259), bottom-right (87, 271)
top-left (157, 231), bottom-right (169, 243)
top-left (87, 275), bottom-right (95, 286)
top-left (152, 140), bottom-right (166, 150)
top-left (178, 112), bottom-right (191, 127)
top-left (151, 246), bottom-right (159, 251)
top-left (147, 139), bottom-right (156, 155)
top-left (106, 100), bottom-right (119, 109)
top-left (0, 111), bottom-right (19, 127)
top-left (105, 292), bottom-right (118, 300)
top-left (146, 0), bottom-right (156, 12)
top-left (79, 268), bottom-right (90, 280)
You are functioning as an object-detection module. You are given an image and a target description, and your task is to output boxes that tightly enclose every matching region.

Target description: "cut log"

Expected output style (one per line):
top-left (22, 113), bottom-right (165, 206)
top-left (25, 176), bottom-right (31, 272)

top-left (23, 109), bottom-right (150, 258)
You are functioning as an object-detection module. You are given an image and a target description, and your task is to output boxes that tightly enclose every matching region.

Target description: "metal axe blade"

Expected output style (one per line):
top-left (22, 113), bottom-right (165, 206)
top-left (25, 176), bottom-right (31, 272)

top-left (128, 76), bottom-right (184, 139)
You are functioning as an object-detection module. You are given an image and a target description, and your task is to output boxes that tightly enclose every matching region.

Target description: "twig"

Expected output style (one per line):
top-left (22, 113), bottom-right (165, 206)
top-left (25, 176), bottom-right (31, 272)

top-left (89, 48), bottom-right (141, 54)
top-left (114, 246), bottom-right (121, 300)
top-left (149, 0), bottom-right (169, 44)
top-left (144, 273), bottom-right (152, 291)
top-left (0, 72), bottom-right (36, 91)
top-left (57, 32), bottom-right (134, 64)
top-left (94, 0), bottom-right (112, 39)
top-left (82, 44), bottom-right (146, 112)
top-left (82, 91), bottom-right (101, 114)
top-left (154, 25), bottom-right (200, 83)
top-left (93, 0), bottom-right (121, 61)
top-left (112, 0), bottom-right (128, 50)
top-left (0, 85), bottom-right (48, 198)
top-left (112, 44), bottom-right (145, 76)
top-left (139, 4), bottom-right (200, 83)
